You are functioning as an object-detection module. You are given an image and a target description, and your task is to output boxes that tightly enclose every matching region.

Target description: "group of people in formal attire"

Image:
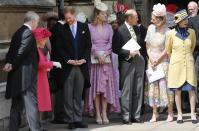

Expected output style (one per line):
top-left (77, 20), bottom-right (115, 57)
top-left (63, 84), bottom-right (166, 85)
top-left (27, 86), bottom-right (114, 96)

top-left (3, 0), bottom-right (199, 131)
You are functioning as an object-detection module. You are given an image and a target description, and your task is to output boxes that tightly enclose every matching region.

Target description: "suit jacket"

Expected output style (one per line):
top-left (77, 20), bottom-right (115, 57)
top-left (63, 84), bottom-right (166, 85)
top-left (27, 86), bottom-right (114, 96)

top-left (55, 21), bottom-right (92, 89)
top-left (188, 15), bottom-right (199, 48)
top-left (166, 28), bottom-right (197, 88)
top-left (112, 23), bottom-right (141, 62)
top-left (138, 24), bottom-right (147, 61)
top-left (112, 23), bottom-right (144, 90)
top-left (5, 25), bottom-right (38, 99)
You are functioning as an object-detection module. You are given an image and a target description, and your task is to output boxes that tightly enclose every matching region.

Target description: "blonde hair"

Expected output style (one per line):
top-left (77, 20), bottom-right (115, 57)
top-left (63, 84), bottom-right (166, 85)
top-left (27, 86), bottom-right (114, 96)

top-left (152, 13), bottom-right (167, 26)
top-left (92, 8), bottom-right (106, 26)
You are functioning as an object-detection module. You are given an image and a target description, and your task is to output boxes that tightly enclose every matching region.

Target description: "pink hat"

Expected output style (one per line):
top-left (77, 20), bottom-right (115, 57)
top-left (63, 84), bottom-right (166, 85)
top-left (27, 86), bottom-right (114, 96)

top-left (33, 28), bottom-right (51, 41)
top-left (152, 3), bottom-right (167, 16)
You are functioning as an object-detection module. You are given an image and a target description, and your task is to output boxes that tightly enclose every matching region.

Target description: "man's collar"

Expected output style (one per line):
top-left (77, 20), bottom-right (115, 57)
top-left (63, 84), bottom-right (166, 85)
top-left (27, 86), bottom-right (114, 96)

top-left (24, 23), bottom-right (32, 30)
top-left (70, 21), bottom-right (77, 27)
top-left (125, 21), bottom-right (131, 29)
top-left (58, 20), bottom-right (65, 25)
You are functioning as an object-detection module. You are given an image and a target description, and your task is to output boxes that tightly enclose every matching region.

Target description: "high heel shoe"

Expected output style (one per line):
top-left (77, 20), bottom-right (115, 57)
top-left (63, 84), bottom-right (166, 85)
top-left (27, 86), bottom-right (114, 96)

top-left (191, 115), bottom-right (198, 124)
top-left (102, 115), bottom-right (109, 124)
top-left (103, 119), bottom-right (109, 124)
top-left (166, 114), bottom-right (173, 122)
top-left (177, 115), bottom-right (183, 124)
top-left (96, 116), bottom-right (103, 125)
top-left (96, 119), bottom-right (103, 125)
top-left (149, 113), bottom-right (159, 123)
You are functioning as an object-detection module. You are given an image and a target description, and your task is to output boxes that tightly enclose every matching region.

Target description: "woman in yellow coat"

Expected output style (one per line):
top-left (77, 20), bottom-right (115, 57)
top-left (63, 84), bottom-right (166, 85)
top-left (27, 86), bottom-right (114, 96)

top-left (165, 9), bottom-right (198, 124)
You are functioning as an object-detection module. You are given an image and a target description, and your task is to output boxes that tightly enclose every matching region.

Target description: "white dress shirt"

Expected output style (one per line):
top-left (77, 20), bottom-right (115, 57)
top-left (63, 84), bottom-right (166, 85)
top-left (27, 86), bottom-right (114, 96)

top-left (24, 23), bottom-right (32, 30)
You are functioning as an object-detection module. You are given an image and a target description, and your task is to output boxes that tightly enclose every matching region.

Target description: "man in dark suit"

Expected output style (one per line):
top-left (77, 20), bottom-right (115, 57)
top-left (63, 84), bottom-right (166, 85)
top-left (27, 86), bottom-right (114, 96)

top-left (113, 9), bottom-right (145, 124)
top-left (3, 11), bottom-right (42, 131)
top-left (55, 6), bottom-right (91, 130)
top-left (188, 1), bottom-right (199, 110)
top-left (49, 17), bottom-right (68, 124)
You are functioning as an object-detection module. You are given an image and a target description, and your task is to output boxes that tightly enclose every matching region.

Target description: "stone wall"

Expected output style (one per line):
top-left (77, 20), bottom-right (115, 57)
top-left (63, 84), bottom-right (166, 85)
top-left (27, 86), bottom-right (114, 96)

top-left (0, 0), bottom-right (56, 130)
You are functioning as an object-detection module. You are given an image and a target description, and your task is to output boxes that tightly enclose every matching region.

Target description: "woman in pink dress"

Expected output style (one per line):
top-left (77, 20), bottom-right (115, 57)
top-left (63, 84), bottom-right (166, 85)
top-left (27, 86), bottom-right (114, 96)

top-left (85, 2), bottom-right (120, 125)
top-left (33, 28), bottom-right (62, 112)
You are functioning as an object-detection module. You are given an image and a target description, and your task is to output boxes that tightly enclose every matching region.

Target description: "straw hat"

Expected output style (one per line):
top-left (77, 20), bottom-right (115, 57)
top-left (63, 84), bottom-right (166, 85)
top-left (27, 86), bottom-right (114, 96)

top-left (174, 9), bottom-right (189, 24)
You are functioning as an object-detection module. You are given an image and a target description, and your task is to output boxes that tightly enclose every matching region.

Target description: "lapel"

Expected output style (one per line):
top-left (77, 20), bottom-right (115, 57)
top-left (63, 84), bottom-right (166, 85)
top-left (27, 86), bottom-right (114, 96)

top-left (63, 23), bottom-right (76, 47)
top-left (123, 24), bottom-right (132, 40)
top-left (76, 22), bottom-right (81, 45)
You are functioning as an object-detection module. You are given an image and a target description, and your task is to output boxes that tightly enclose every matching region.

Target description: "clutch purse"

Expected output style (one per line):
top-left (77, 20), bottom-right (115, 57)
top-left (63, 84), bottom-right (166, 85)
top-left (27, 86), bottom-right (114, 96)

top-left (146, 64), bottom-right (165, 83)
top-left (91, 51), bottom-right (111, 64)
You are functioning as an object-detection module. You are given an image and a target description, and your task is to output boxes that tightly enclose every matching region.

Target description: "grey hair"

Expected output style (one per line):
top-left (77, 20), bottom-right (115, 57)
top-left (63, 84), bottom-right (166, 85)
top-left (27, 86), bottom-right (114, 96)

top-left (24, 11), bottom-right (39, 23)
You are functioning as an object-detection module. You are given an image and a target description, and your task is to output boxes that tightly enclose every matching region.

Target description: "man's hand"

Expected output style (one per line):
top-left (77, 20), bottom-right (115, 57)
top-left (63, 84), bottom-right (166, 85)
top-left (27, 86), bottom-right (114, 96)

top-left (130, 50), bottom-right (139, 57)
top-left (67, 60), bottom-right (77, 66)
top-left (76, 59), bottom-right (86, 66)
top-left (3, 63), bottom-right (12, 72)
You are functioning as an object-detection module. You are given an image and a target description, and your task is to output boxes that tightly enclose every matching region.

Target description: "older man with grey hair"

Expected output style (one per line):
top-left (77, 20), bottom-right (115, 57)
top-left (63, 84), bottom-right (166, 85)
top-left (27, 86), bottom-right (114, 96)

top-left (188, 1), bottom-right (199, 111)
top-left (3, 11), bottom-right (43, 131)
top-left (188, 1), bottom-right (198, 17)
top-left (113, 9), bottom-right (145, 124)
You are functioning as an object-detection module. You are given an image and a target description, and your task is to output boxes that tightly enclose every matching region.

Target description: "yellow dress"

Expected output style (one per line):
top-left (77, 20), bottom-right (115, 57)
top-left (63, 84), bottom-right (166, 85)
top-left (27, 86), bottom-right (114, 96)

top-left (166, 28), bottom-right (197, 89)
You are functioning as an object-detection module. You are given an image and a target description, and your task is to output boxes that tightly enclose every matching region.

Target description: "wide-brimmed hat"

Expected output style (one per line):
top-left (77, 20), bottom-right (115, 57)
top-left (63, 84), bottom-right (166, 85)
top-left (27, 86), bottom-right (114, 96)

top-left (174, 9), bottom-right (189, 24)
top-left (33, 28), bottom-right (52, 41)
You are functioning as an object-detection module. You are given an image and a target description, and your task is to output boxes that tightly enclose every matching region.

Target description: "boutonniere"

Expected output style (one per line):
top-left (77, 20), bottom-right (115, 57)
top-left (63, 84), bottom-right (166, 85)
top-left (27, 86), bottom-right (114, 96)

top-left (82, 31), bottom-right (85, 34)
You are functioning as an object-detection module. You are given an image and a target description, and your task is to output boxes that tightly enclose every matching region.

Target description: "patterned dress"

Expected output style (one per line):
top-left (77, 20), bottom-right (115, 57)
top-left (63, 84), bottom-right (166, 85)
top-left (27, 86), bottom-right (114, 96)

top-left (145, 24), bottom-right (174, 107)
top-left (84, 24), bottom-right (120, 113)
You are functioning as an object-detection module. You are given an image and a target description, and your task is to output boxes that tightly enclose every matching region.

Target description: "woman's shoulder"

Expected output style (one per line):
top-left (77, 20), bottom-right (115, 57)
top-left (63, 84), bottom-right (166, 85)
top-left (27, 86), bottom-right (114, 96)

top-left (188, 28), bottom-right (195, 34)
top-left (147, 24), bottom-right (155, 30)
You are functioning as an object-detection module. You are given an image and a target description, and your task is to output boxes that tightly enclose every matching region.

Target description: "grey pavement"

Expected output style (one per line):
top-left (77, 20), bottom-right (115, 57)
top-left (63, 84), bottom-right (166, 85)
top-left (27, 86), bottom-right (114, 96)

top-left (37, 113), bottom-right (199, 131)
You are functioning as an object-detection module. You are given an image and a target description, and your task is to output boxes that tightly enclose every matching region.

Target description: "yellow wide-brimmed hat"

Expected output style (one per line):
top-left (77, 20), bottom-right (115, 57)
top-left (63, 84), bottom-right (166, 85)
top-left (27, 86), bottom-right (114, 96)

top-left (174, 9), bottom-right (189, 24)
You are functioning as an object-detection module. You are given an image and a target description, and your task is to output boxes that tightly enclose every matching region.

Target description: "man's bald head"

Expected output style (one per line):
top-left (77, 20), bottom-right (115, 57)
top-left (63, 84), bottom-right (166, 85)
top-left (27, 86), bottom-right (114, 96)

top-left (124, 9), bottom-right (138, 26)
top-left (188, 1), bottom-right (198, 17)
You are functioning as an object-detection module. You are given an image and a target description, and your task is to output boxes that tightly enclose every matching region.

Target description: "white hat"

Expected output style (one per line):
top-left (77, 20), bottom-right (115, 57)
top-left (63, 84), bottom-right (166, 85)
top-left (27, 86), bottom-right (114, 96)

top-left (108, 14), bottom-right (117, 23)
top-left (95, 2), bottom-right (108, 11)
top-left (94, 0), bottom-right (101, 6)
top-left (152, 3), bottom-right (167, 16)
top-left (76, 12), bottom-right (87, 23)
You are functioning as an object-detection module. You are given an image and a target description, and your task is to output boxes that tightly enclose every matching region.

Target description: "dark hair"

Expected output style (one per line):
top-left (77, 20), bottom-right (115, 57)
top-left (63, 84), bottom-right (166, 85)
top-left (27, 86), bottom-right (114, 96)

top-left (137, 12), bottom-right (142, 24)
top-left (64, 6), bottom-right (76, 15)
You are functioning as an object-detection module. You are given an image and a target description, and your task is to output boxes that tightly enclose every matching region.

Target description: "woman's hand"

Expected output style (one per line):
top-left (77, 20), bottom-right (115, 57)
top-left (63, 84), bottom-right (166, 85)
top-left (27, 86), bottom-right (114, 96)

top-left (98, 55), bottom-right (106, 64)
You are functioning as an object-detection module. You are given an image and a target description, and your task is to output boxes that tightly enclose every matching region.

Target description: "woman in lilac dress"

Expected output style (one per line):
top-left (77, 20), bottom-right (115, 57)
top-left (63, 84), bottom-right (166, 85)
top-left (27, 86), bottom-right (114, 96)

top-left (85, 2), bottom-right (120, 124)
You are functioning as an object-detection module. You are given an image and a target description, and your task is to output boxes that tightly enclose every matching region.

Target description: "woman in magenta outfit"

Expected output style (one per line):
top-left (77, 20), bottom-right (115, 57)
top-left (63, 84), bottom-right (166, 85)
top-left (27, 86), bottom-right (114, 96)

top-left (33, 28), bottom-right (62, 112)
top-left (85, 2), bottom-right (120, 125)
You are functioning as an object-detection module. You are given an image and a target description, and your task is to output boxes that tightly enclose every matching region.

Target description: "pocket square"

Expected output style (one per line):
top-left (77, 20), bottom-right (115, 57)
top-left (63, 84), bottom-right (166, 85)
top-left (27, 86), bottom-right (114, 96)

top-left (82, 31), bottom-right (85, 34)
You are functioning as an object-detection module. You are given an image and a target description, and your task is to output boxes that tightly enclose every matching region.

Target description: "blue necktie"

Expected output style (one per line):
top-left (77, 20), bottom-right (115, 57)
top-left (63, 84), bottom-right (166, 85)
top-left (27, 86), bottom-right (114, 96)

top-left (71, 24), bottom-right (76, 38)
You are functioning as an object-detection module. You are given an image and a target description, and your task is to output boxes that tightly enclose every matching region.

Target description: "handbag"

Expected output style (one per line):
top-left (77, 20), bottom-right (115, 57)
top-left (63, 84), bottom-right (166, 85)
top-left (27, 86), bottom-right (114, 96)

top-left (146, 64), bottom-right (165, 83)
top-left (91, 51), bottom-right (111, 64)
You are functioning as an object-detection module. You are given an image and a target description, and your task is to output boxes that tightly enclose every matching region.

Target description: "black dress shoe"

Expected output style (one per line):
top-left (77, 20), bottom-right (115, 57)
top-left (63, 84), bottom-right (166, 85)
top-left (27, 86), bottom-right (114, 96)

top-left (51, 119), bottom-right (68, 124)
top-left (192, 119), bottom-right (198, 124)
top-left (122, 119), bottom-right (130, 124)
top-left (131, 118), bottom-right (144, 123)
top-left (68, 123), bottom-right (76, 130)
top-left (74, 122), bottom-right (88, 128)
top-left (177, 120), bottom-right (184, 124)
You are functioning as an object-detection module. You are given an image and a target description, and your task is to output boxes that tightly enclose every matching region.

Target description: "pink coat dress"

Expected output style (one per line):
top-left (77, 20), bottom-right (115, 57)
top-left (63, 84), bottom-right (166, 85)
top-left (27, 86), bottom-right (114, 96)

top-left (37, 48), bottom-right (53, 112)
